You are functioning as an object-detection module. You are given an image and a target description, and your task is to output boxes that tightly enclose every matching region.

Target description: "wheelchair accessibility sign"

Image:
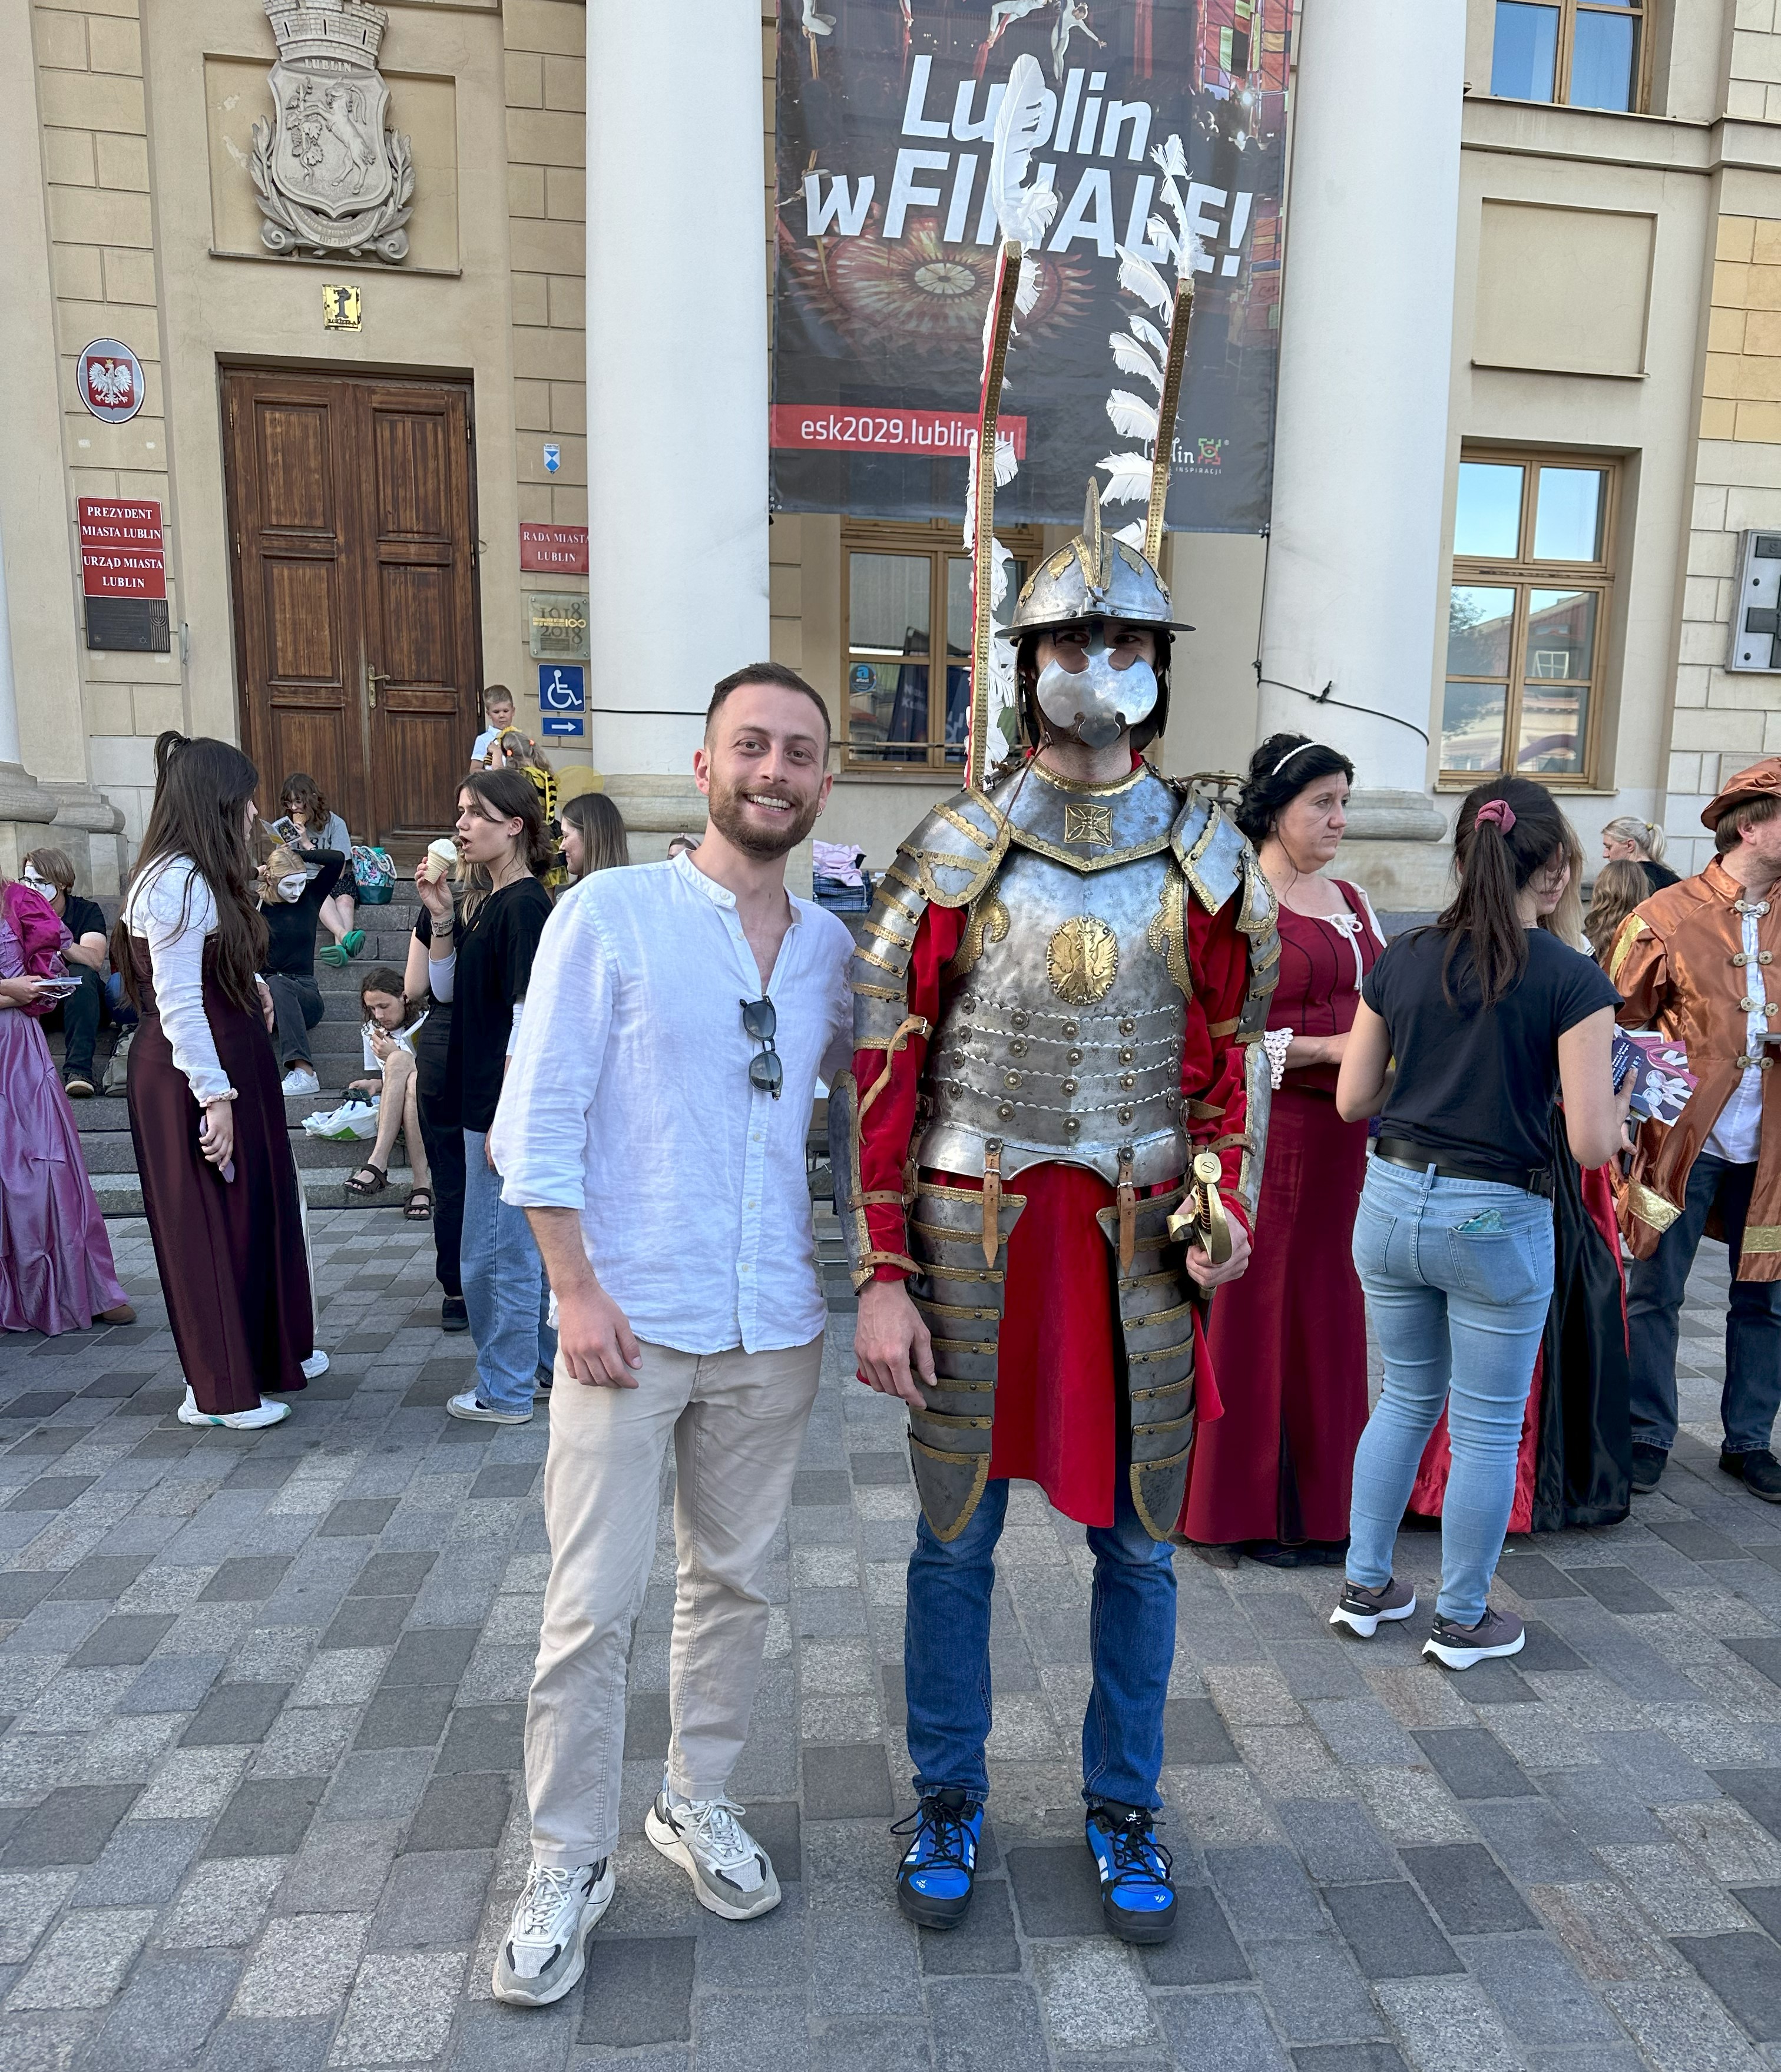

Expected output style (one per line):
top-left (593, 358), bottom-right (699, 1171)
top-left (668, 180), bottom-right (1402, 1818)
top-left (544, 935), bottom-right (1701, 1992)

top-left (538, 663), bottom-right (585, 737)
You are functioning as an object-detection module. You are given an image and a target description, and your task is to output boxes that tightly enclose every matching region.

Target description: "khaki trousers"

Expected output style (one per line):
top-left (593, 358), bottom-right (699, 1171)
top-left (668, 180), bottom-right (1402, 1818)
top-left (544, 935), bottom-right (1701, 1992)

top-left (524, 1335), bottom-right (823, 1867)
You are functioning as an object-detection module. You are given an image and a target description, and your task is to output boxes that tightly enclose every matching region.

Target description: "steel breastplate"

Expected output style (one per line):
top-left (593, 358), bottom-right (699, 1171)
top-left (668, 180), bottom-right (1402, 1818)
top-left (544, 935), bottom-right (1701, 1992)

top-left (919, 838), bottom-right (1190, 1189)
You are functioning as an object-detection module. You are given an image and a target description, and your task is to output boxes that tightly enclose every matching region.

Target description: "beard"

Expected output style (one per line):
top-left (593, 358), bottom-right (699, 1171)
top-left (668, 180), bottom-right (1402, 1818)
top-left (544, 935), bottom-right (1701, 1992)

top-left (706, 772), bottom-right (824, 860)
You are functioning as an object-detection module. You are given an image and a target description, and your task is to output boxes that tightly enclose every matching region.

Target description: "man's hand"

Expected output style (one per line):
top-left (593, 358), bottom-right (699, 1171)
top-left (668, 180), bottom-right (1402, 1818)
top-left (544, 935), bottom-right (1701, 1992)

top-left (556, 1280), bottom-right (644, 1388)
top-left (854, 1279), bottom-right (934, 1408)
top-left (1185, 1215), bottom-right (1252, 1291)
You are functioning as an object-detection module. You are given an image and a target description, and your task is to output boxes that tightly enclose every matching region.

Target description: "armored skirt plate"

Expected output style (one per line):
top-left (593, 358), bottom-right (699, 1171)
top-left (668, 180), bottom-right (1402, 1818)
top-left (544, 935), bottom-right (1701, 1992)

top-left (920, 842), bottom-right (1191, 1190)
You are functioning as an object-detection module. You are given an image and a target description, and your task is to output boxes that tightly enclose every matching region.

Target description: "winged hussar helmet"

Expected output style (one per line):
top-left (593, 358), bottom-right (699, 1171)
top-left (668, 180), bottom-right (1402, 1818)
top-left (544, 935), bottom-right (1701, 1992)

top-left (961, 54), bottom-right (1199, 778)
top-left (1006, 479), bottom-right (1195, 641)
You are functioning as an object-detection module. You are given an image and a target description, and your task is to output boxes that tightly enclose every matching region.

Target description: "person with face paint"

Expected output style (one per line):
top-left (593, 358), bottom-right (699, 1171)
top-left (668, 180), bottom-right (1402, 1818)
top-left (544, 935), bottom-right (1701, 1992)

top-left (256, 841), bottom-right (346, 1096)
top-left (839, 488), bottom-right (1280, 1944)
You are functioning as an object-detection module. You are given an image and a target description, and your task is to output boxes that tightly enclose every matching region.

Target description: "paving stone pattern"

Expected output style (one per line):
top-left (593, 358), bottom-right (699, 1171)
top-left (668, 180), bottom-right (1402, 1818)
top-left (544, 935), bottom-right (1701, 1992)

top-left (2, 1219), bottom-right (1781, 2066)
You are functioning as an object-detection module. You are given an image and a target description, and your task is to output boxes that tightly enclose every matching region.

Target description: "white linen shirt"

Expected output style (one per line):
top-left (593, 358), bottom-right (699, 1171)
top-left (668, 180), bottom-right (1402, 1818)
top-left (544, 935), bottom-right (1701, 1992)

top-left (489, 852), bottom-right (855, 1355)
top-left (121, 856), bottom-right (232, 1105)
top-left (1706, 899), bottom-right (1769, 1164)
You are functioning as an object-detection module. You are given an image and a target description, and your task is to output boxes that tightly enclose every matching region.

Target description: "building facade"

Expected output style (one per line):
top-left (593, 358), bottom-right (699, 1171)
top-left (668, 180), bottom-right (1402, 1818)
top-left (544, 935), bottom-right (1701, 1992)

top-left (1, 0), bottom-right (1777, 907)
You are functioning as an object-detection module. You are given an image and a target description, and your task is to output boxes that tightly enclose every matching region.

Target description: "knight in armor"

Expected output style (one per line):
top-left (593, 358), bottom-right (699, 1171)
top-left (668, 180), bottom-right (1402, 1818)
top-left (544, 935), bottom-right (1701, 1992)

top-left (834, 491), bottom-right (1279, 1942)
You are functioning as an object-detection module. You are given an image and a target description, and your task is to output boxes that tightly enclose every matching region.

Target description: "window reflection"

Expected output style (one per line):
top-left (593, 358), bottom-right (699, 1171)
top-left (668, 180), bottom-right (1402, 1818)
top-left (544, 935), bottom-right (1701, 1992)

top-left (1533, 469), bottom-right (1605, 562)
top-left (1454, 463), bottom-right (1524, 560)
top-left (1448, 588), bottom-right (1518, 677)
top-left (1442, 683), bottom-right (1508, 773)
top-left (1570, 10), bottom-right (1637, 110)
top-left (1491, 2), bottom-right (1559, 101)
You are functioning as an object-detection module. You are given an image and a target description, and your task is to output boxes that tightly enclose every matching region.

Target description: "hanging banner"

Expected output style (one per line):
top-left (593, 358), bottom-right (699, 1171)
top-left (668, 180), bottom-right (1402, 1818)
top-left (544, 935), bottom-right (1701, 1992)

top-left (770, 0), bottom-right (1286, 532)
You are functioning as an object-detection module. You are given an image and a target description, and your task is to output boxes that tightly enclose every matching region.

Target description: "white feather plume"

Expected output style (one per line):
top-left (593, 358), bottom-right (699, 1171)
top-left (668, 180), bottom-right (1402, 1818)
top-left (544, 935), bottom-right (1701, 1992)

top-left (990, 55), bottom-right (1058, 247)
top-left (1097, 453), bottom-right (1153, 506)
top-left (1105, 389), bottom-right (1159, 443)
top-left (1128, 312), bottom-right (1170, 359)
top-left (1015, 248), bottom-right (1044, 319)
top-left (989, 536), bottom-right (1012, 612)
top-left (993, 432), bottom-right (1019, 486)
top-left (1154, 134), bottom-right (1188, 183)
top-left (1115, 246), bottom-right (1174, 327)
top-left (962, 442), bottom-right (980, 553)
top-left (1110, 331), bottom-right (1164, 392)
top-left (1146, 215), bottom-right (1180, 266)
top-left (1111, 520), bottom-right (1147, 549)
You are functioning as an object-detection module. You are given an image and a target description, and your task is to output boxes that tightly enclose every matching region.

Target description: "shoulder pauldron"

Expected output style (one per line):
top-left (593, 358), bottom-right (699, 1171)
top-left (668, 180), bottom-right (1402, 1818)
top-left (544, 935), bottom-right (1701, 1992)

top-left (1171, 791), bottom-right (1249, 914)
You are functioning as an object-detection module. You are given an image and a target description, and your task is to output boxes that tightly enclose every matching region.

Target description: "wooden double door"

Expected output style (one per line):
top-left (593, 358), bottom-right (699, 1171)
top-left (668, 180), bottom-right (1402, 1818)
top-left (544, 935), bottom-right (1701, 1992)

top-left (223, 369), bottom-right (481, 844)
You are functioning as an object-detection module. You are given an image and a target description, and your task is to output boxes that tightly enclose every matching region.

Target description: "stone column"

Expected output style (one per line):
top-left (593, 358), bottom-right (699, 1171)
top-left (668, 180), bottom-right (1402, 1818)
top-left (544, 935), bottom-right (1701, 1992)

top-left (1256, 0), bottom-right (1463, 905)
top-left (584, 2), bottom-right (770, 797)
top-left (0, 507), bottom-right (58, 880)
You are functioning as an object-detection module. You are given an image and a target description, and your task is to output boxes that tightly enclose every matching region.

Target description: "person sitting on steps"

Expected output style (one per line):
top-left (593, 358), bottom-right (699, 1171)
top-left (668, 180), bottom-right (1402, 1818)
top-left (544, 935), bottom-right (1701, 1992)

top-left (344, 965), bottom-right (433, 1221)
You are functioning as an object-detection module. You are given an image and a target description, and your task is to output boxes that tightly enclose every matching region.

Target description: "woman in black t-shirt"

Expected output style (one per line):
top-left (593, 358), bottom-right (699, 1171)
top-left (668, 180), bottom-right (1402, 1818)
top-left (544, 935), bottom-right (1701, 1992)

top-left (1328, 778), bottom-right (1626, 1671)
top-left (417, 770), bottom-right (556, 1424)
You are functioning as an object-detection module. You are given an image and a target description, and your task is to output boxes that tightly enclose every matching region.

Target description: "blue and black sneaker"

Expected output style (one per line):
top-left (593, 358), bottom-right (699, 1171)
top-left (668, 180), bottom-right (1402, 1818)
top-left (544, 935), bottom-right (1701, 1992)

top-left (1085, 1799), bottom-right (1177, 1943)
top-left (893, 1787), bottom-right (984, 1929)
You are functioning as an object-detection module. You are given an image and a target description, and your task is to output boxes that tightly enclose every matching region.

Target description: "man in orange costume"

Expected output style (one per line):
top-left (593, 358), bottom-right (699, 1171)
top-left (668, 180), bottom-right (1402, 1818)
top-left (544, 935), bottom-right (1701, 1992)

top-left (831, 493), bottom-right (1277, 1944)
top-left (1611, 757), bottom-right (1781, 1500)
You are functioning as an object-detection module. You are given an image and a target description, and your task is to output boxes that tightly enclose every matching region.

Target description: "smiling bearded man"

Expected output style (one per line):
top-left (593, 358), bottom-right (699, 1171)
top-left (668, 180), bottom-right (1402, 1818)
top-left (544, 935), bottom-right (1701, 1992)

top-left (486, 661), bottom-right (856, 2007)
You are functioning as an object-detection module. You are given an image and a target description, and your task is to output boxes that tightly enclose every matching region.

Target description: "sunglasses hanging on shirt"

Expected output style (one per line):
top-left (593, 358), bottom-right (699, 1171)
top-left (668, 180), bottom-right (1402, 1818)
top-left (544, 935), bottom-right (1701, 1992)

top-left (740, 995), bottom-right (783, 1099)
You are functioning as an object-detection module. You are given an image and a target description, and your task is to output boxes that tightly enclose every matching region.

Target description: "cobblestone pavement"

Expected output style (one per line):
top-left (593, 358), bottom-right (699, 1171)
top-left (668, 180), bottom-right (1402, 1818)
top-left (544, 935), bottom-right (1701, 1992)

top-left (2, 1216), bottom-right (1781, 2070)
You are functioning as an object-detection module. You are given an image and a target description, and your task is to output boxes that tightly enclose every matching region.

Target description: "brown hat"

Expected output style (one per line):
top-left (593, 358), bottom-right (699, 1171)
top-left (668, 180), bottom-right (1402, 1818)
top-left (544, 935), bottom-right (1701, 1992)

top-left (1701, 755), bottom-right (1781, 829)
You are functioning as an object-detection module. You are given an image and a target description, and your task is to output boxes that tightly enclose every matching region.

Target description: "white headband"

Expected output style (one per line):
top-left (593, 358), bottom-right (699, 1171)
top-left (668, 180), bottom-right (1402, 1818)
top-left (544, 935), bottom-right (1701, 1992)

top-left (1270, 740), bottom-right (1329, 778)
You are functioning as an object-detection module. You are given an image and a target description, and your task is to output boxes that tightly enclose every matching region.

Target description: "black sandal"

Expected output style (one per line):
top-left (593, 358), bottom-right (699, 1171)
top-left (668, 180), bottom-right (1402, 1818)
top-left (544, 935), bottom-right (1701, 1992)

top-left (404, 1186), bottom-right (434, 1221)
top-left (345, 1162), bottom-right (388, 1197)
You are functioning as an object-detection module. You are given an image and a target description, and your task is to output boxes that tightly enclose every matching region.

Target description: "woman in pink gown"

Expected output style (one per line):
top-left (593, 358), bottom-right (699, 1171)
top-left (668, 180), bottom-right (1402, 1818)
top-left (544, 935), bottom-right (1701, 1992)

top-left (1185, 736), bottom-right (1384, 1563)
top-left (0, 874), bottom-right (131, 1334)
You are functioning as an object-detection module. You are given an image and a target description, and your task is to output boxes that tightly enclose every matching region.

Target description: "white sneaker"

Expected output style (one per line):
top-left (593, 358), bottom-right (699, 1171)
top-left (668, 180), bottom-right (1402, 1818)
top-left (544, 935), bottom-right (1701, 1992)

top-left (301, 1350), bottom-right (330, 1380)
top-left (491, 1859), bottom-right (614, 2007)
top-left (445, 1388), bottom-right (531, 1425)
top-left (176, 1386), bottom-right (290, 1430)
top-left (282, 1066), bottom-right (320, 1095)
top-left (645, 1779), bottom-right (781, 1920)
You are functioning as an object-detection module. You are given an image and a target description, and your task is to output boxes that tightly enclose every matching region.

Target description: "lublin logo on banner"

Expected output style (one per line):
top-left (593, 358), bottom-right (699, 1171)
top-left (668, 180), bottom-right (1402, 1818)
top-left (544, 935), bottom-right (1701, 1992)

top-left (250, 0), bottom-right (415, 264)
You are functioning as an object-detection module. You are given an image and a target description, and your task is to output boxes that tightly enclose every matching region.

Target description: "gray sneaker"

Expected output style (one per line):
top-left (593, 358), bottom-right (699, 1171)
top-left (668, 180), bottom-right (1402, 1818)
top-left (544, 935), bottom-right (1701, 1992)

top-left (491, 1859), bottom-right (613, 2007)
top-left (644, 1782), bottom-right (782, 1921)
top-left (1329, 1576), bottom-right (1417, 1639)
top-left (1423, 1605), bottom-right (1525, 1670)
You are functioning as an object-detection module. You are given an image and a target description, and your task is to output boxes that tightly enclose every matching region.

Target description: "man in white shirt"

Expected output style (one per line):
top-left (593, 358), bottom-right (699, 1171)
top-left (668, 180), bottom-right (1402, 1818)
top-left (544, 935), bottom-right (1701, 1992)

top-left (486, 662), bottom-right (854, 2007)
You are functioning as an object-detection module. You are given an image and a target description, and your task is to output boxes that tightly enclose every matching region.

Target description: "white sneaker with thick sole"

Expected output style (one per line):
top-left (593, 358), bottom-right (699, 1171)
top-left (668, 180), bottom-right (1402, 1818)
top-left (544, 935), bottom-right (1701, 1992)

top-left (301, 1350), bottom-right (329, 1380)
top-left (176, 1386), bottom-right (290, 1431)
top-left (491, 1860), bottom-right (614, 2007)
top-left (1423, 1606), bottom-right (1525, 1670)
top-left (281, 1066), bottom-right (320, 1096)
top-left (645, 1781), bottom-right (782, 1921)
top-left (445, 1388), bottom-right (532, 1425)
top-left (1329, 1576), bottom-right (1418, 1639)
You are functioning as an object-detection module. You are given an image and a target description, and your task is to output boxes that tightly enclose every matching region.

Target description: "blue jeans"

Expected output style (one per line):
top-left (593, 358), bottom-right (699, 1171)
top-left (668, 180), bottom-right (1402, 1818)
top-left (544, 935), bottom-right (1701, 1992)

top-left (461, 1128), bottom-right (556, 1413)
top-left (903, 1473), bottom-right (1177, 1812)
top-left (1627, 1151), bottom-right (1781, 1455)
top-left (1346, 1157), bottom-right (1555, 1626)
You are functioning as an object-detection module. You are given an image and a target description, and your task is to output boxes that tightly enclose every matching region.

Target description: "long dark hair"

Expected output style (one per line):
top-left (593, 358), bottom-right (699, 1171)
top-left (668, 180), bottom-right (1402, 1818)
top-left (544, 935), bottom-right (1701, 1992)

top-left (1234, 733), bottom-right (1355, 847)
top-left (561, 791), bottom-right (630, 878)
top-left (457, 767), bottom-right (551, 924)
top-left (279, 771), bottom-right (329, 827)
top-left (116, 732), bottom-right (268, 1013)
top-left (1437, 777), bottom-right (1569, 1008)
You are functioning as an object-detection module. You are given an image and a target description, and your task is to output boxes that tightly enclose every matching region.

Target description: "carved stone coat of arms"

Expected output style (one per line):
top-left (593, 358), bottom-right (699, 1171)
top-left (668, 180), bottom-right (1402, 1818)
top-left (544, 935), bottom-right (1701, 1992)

top-left (250, 0), bottom-right (415, 263)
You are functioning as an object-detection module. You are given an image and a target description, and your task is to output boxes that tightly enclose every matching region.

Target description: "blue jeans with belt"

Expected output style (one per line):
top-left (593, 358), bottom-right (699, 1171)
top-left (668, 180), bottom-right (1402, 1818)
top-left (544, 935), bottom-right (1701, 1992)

top-left (1627, 1150), bottom-right (1781, 1456)
top-left (1346, 1156), bottom-right (1555, 1626)
top-left (903, 1472), bottom-right (1177, 1812)
top-left (461, 1128), bottom-right (556, 1413)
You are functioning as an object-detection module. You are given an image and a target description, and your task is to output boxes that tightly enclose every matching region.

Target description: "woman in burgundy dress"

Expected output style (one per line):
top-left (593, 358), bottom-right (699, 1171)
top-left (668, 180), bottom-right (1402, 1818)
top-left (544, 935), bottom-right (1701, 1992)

top-left (1185, 735), bottom-right (1385, 1563)
top-left (117, 734), bottom-right (315, 1430)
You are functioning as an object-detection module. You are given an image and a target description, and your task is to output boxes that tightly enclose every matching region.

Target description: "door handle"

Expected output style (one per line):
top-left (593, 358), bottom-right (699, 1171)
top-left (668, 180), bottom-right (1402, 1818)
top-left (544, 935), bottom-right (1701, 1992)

top-left (365, 664), bottom-right (391, 708)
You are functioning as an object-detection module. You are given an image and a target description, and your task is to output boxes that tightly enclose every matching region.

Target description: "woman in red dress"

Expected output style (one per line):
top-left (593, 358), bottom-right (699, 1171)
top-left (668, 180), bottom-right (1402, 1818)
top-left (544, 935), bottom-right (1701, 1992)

top-left (1185, 735), bottom-right (1385, 1563)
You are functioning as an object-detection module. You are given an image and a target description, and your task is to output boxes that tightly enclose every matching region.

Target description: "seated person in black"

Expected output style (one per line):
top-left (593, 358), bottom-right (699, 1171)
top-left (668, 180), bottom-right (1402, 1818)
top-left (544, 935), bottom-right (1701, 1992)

top-left (258, 843), bottom-right (344, 1096)
top-left (21, 846), bottom-right (111, 1098)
